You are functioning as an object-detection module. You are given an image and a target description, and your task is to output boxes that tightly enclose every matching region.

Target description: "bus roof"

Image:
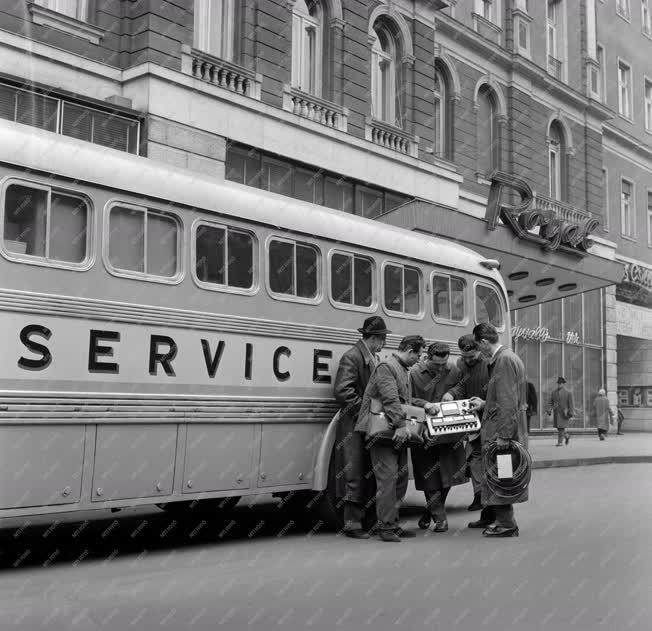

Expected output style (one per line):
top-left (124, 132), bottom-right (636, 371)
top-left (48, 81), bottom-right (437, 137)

top-left (1, 122), bottom-right (503, 284)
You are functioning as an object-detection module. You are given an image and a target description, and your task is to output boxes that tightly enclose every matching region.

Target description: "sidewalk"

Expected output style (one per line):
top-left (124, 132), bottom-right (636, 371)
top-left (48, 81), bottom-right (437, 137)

top-left (528, 431), bottom-right (652, 468)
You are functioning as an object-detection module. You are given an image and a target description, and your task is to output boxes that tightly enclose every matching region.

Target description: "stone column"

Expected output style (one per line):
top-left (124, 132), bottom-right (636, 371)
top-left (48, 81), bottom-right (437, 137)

top-left (604, 285), bottom-right (618, 410)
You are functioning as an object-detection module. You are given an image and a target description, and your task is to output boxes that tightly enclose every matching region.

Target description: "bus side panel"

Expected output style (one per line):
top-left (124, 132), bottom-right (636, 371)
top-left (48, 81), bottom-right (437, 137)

top-left (0, 425), bottom-right (84, 508)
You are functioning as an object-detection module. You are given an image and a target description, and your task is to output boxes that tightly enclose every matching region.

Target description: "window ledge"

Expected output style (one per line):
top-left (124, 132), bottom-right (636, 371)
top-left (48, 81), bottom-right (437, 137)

top-left (28, 3), bottom-right (104, 45)
top-left (471, 13), bottom-right (503, 42)
top-left (617, 113), bottom-right (634, 124)
top-left (616, 10), bottom-right (632, 23)
top-left (282, 85), bottom-right (349, 132)
top-left (365, 117), bottom-right (419, 158)
top-left (621, 234), bottom-right (637, 243)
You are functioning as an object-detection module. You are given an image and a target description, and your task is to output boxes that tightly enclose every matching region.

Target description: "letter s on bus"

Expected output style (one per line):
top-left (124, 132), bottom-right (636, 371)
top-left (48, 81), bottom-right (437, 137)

top-left (18, 324), bottom-right (52, 371)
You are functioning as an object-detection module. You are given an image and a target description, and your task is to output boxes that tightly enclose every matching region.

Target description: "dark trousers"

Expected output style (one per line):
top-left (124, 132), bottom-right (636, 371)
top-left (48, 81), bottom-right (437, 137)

top-left (369, 443), bottom-right (408, 531)
top-left (425, 487), bottom-right (450, 520)
top-left (556, 428), bottom-right (569, 444)
top-left (342, 429), bottom-right (369, 531)
top-left (466, 436), bottom-right (483, 495)
top-left (485, 504), bottom-right (516, 528)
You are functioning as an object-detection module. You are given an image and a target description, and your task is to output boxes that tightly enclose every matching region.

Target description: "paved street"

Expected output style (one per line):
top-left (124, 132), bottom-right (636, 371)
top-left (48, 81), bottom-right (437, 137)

top-left (0, 463), bottom-right (649, 631)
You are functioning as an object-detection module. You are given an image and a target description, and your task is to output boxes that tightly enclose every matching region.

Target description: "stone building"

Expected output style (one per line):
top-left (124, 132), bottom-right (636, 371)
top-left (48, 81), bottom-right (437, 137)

top-left (0, 0), bottom-right (647, 429)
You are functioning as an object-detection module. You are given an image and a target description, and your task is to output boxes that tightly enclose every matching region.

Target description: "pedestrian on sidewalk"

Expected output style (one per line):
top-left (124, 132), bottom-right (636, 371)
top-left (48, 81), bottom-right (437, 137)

top-left (526, 380), bottom-right (538, 433)
top-left (547, 377), bottom-right (574, 446)
top-left (617, 407), bottom-right (625, 435)
top-left (592, 388), bottom-right (615, 440)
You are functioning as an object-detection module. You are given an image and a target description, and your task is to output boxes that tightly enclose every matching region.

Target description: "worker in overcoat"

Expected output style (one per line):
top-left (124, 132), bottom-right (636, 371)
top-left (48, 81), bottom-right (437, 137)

top-left (333, 316), bottom-right (390, 538)
top-left (547, 376), bottom-right (575, 446)
top-left (410, 341), bottom-right (468, 532)
top-left (592, 388), bottom-right (614, 441)
top-left (468, 323), bottom-right (528, 538)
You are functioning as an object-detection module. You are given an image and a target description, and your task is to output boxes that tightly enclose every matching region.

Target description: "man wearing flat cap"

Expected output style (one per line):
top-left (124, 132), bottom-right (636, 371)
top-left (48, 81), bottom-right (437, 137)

top-left (333, 316), bottom-right (390, 538)
top-left (546, 376), bottom-right (575, 446)
top-left (410, 341), bottom-right (468, 532)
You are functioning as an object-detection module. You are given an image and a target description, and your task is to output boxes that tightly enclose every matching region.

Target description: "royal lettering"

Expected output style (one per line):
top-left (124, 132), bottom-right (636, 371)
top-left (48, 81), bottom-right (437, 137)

top-left (88, 330), bottom-right (120, 374)
top-left (18, 324), bottom-right (52, 370)
top-left (486, 171), bottom-right (598, 255)
top-left (512, 326), bottom-right (550, 343)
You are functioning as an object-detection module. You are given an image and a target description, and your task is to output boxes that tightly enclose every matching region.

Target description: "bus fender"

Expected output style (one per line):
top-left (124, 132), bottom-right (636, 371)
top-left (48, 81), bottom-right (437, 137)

top-left (312, 410), bottom-right (340, 492)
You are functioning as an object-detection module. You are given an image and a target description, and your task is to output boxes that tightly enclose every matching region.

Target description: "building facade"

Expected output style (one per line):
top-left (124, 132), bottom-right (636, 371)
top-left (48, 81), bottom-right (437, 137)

top-left (0, 0), bottom-right (647, 429)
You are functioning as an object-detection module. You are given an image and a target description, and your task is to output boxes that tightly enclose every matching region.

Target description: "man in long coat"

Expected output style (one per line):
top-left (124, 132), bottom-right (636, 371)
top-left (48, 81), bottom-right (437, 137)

top-left (333, 316), bottom-right (391, 538)
top-left (547, 376), bottom-right (575, 446)
top-left (468, 323), bottom-right (528, 538)
top-left (410, 342), bottom-right (468, 532)
top-left (592, 388), bottom-right (614, 440)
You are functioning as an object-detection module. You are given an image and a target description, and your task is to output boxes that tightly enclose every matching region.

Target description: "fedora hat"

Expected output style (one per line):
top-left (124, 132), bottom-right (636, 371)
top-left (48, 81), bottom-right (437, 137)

top-left (358, 316), bottom-right (392, 336)
top-left (557, 376), bottom-right (566, 384)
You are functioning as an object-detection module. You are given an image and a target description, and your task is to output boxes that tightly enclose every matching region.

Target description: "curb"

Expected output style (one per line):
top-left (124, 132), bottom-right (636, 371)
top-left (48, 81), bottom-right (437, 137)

top-left (532, 455), bottom-right (652, 469)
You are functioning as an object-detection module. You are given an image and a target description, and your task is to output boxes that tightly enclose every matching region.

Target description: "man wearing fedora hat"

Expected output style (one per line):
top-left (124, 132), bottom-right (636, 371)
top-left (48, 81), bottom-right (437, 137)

top-left (333, 316), bottom-right (391, 538)
top-left (547, 376), bottom-right (575, 446)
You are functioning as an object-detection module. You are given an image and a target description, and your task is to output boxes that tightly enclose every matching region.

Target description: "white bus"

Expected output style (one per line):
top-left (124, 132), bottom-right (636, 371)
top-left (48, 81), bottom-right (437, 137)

top-left (0, 121), bottom-right (509, 527)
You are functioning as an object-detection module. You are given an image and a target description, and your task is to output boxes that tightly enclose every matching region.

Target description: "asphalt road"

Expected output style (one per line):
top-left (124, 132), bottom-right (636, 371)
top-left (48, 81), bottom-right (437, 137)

top-left (0, 463), bottom-right (649, 631)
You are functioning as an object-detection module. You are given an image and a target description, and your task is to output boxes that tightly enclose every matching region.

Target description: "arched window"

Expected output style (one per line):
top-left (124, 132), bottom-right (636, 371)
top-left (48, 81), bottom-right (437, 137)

top-left (434, 65), bottom-right (453, 160)
top-left (194, 0), bottom-right (237, 62)
top-left (371, 21), bottom-right (400, 127)
top-left (548, 121), bottom-right (567, 201)
top-left (477, 86), bottom-right (500, 175)
top-left (292, 0), bottom-right (323, 96)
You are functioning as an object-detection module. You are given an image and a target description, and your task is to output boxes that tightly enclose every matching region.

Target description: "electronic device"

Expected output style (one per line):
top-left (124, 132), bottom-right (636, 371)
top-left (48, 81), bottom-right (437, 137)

top-left (424, 399), bottom-right (480, 444)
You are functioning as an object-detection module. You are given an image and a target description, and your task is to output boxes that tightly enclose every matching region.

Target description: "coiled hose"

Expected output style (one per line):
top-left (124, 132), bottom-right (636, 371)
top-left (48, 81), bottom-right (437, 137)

top-left (482, 440), bottom-right (532, 502)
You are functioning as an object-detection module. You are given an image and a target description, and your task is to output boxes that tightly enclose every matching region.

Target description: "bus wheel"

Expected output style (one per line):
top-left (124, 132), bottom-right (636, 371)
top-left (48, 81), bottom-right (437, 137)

top-left (156, 496), bottom-right (241, 516)
top-left (317, 448), bottom-right (345, 531)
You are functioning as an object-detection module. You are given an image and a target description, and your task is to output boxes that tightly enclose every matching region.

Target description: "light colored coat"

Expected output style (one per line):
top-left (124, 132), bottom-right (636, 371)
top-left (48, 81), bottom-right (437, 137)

top-left (592, 394), bottom-right (614, 431)
top-left (481, 346), bottom-right (529, 505)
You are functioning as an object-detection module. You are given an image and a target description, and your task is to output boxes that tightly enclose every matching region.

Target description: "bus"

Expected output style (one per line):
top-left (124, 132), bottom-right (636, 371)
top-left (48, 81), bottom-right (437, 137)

top-left (0, 121), bottom-right (510, 527)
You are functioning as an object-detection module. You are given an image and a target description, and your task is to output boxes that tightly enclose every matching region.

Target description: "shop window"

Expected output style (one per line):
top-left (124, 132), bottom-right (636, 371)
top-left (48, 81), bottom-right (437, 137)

top-left (583, 290), bottom-right (603, 345)
top-left (0, 83), bottom-right (58, 133)
top-left (261, 158), bottom-right (293, 197)
top-left (194, 0), bottom-right (237, 62)
top-left (324, 176), bottom-right (354, 213)
top-left (564, 345), bottom-right (584, 427)
top-left (384, 263), bottom-right (421, 316)
top-left (291, 0), bottom-right (323, 97)
top-left (108, 205), bottom-right (179, 279)
top-left (584, 347), bottom-right (603, 427)
top-left (356, 186), bottom-right (384, 219)
top-left (268, 238), bottom-right (320, 300)
top-left (563, 293), bottom-right (583, 341)
top-left (294, 168), bottom-right (323, 205)
top-left (432, 273), bottom-right (465, 322)
top-left (330, 252), bottom-right (374, 308)
top-left (475, 284), bottom-right (503, 328)
top-left (541, 342), bottom-right (563, 428)
top-left (34, 0), bottom-right (88, 21)
top-left (61, 102), bottom-right (138, 154)
top-left (541, 299), bottom-right (562, 339)
top-left (516, 338), bottom-right (541, 422)
top-left (194, 223), bottom-right (255, 291)
top-left (226, 145), bottom-right (262, 188)
top-left (3, 182), bottom-right (89, 266)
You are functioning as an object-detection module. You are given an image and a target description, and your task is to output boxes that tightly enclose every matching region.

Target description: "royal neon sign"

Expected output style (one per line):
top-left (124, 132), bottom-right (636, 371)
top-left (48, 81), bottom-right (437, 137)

top-left (485, 172), bottom-right (600, 256)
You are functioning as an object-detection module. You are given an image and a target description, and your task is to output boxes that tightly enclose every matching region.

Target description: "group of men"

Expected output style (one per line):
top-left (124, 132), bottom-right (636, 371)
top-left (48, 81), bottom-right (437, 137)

top-left (333, 316), bottom-right (529, 543)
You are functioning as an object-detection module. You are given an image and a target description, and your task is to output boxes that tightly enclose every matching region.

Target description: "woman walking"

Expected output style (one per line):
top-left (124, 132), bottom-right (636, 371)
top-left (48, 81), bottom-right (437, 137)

top-left (592, 389), bottom-right (614, 441)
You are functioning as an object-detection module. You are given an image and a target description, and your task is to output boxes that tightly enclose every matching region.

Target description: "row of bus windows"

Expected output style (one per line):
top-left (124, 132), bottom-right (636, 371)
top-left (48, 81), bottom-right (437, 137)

top-left (1, 181), bottom-right (504, 325)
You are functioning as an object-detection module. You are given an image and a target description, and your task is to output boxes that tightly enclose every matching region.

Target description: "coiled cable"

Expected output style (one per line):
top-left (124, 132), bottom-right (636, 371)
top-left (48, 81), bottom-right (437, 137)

top-left (482, 440), bottom-right (532, 502)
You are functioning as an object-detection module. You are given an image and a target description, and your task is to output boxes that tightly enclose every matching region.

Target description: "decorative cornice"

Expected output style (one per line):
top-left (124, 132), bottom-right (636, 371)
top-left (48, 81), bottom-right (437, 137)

top-left (603, 124), bottom-right (652, 162)
top-left (330, 17), bottom-right (346, 31)
top-left (28, 3), bottom-right (104, 45)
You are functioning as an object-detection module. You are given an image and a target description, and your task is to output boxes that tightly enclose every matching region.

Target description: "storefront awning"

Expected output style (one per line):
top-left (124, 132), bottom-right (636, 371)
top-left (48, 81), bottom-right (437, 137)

top-left (379, 199), bottom-right (624, 309)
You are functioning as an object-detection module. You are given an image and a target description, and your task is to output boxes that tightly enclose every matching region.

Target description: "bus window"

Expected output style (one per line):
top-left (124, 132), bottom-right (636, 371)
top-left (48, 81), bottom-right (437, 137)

top-left (108, 205), bottom-right (179, 279)
top-left (432, 273), bottom-right (465, 322)
top-left (3, 182), bottom-right (89, 264)
top-left (195, 223), bottom-right (255, 290)
top-left (384, 263), bottom-right (421, 316)
top-left (475, 283), bottom-right (504, 328)
top-left (330, 252), bottom-right (374, 308)
top-left (269, 238), bottom-right (320, 300)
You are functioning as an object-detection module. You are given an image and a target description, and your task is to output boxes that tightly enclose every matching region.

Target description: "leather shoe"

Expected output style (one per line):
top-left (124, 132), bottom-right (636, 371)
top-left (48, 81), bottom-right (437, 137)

top-left (467, 494), bottom-right (482, 511)
top-left (394, 527), bottom-right (417, 538)
top-left (378, 530), bottom-right (401, 543)
top-left (344, 528), bottom-right (370, 539)
top-left (468, 519), bottom-right (492, 529)
top-left (482, 524), bottom-right (519, 537)
top-left (617, 432), bottom-right (624, 435)
top-left (432, 519), bottom-right (448, 533)
top-left (418, 511), bottom-right (431, 530)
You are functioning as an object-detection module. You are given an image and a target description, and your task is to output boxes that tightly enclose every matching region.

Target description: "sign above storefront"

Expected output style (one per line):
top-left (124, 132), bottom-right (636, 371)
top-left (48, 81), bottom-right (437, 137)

top-left (512, 325), bottom-right (582, 345)
top-left (485, 171), bottom-right (600, 256)
top-left (616, 263), bottom-right (652, 308)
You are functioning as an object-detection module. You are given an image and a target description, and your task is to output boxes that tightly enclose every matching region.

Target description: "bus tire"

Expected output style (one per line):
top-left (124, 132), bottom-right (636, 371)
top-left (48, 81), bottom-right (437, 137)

top-left (156, 496), bottom-right (240, 516)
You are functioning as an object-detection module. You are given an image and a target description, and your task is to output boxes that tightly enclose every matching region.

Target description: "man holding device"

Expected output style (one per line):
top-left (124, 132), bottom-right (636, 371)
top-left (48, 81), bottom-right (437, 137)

top-left (468, 323), bottom-right (529, 538)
